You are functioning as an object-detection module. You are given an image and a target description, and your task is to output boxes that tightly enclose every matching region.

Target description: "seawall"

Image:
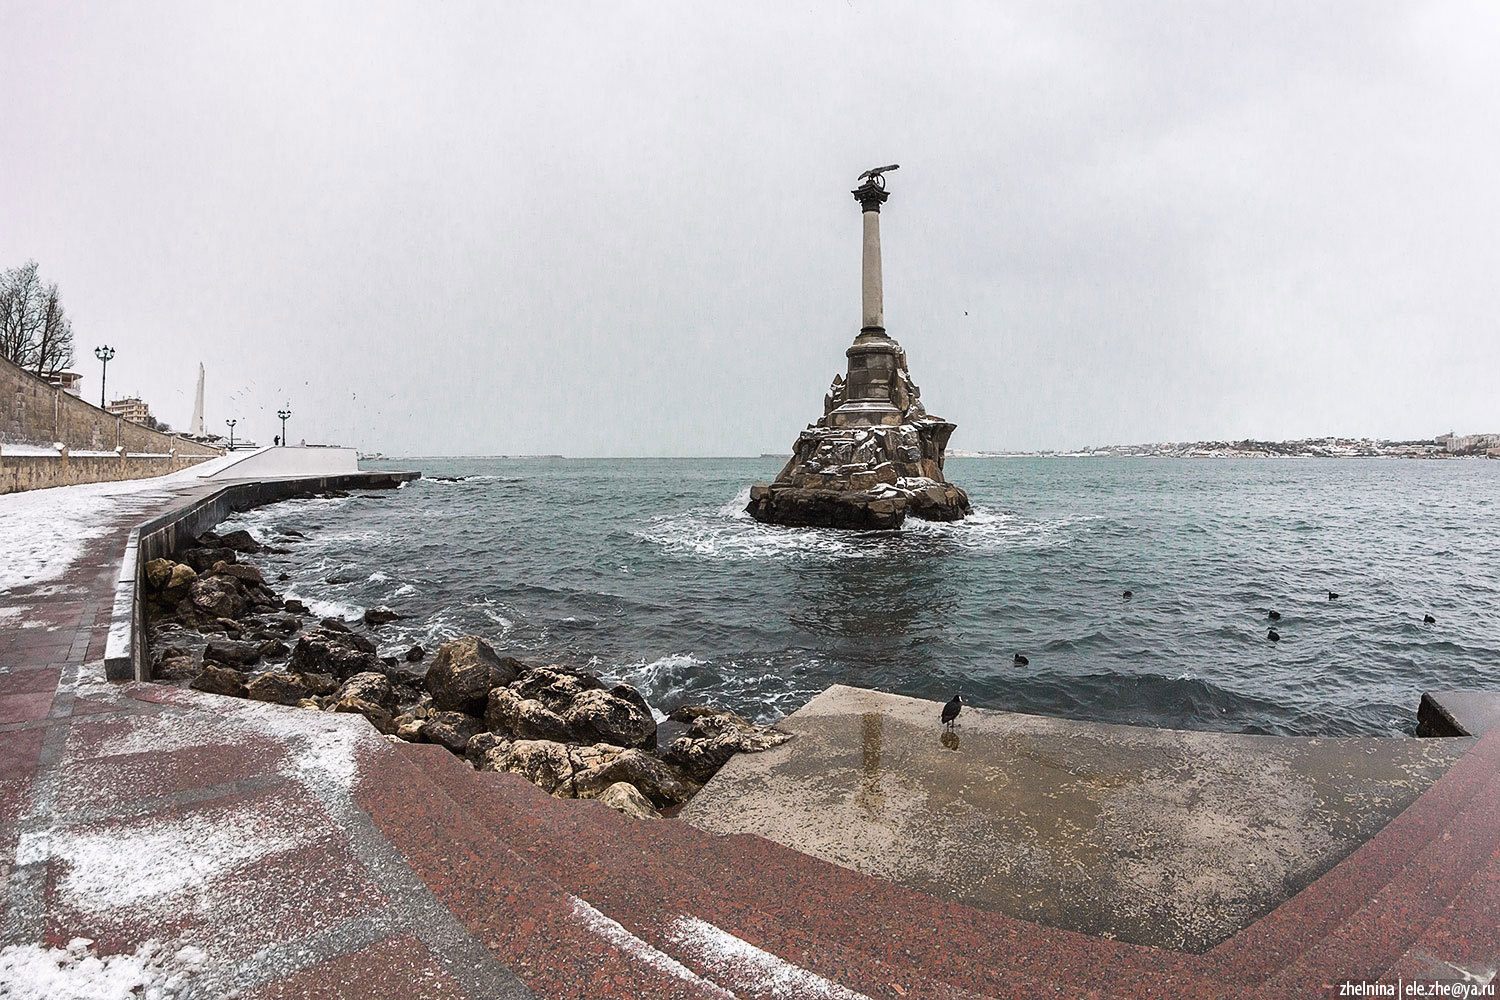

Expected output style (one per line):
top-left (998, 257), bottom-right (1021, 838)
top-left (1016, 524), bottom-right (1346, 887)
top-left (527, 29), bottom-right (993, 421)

top-left (0, 446), bottom-right (214, 495)
top-left (0, 353), bottom-right (220, 480)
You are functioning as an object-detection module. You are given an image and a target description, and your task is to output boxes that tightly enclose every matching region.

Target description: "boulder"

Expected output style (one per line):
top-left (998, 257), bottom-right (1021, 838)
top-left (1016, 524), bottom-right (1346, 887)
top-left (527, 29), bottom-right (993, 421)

top-left (188, 577), bottom-right (247, 621)
top-left (288, 628), bottom-right (385, 681)
top-left (394, 714), bottom-right (424, 742)
top-left (426, 637), bottom-right (521, 714)
top-left (663, 711), bottom-right (793, 783)
top-left (485, 688), bottom-right (574, 743)
top-left (420, 711), bottom-right (485, 754)
top-left (300, 671), bottom-right (339, 696)
top-left (493, 739), bottom-right (577, 796)
top-left (283, 599), bottom-right (310, 616)
top-left (189, 664), bottom-right (247, 698)
top-left (511, 665), bottom-right (603, 709)
top-left (573, 747), bottom-right (697, 807)
top-left (259, 639), bottom-right (290, 661)
top-left (246, 671), bottom-right (313, 705)
top-left (328, 697), bottom-right (396, 735)
top-left (466, 731), bottom-right (509, 769)
top-left (210, 617), bottom-right (243, 638)
top-left (319, 617), bottom-right (352, 633)
top-left (363, 607), bottom-right (403, 626)
top-left (560, 686), bottom-right (657, 751)
top-left (208, 562), bottom-right (266, 586)
top-left (334, 671), bottom-right (398, 714)
top-left (405, 644), bottom-right (426, 662)
top-left (154, 655), bottom-right (199, 682)
top-left (179, 546), bottom-right (238, 574)
top-left (217, 529), bottom-right (262, 553)
top-left (143, 559), bottom-right (198, 604)
top-left (203, 640), bottom-right (261, 668)
top-left (597, 781), bottom-right (662, 820)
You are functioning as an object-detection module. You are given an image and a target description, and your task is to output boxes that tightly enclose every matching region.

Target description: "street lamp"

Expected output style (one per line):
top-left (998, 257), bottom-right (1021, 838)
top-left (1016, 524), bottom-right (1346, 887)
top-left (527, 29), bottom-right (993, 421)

top-left (225, 419), bottom-right (237, 450)
top-left (93, 345), bottom-right (115, 409)
top-left (277, 408), bottom-right (292, 446)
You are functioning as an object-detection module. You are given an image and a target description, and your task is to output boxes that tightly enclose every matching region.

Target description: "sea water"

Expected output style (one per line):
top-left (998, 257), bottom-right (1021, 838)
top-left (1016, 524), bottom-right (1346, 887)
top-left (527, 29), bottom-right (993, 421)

top-left (217, 457), bottom-right (1500, 737)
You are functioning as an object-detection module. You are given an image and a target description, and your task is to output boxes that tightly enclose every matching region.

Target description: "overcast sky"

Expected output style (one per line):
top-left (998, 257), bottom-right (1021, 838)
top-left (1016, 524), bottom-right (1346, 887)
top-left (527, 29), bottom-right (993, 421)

top-left (2, 2), bottom-right (1496, 455)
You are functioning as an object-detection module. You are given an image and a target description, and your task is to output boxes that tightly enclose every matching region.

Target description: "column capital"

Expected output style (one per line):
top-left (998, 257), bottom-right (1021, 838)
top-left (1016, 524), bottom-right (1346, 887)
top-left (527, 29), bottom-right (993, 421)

top-left (852, 180), bottom-right (890, 213)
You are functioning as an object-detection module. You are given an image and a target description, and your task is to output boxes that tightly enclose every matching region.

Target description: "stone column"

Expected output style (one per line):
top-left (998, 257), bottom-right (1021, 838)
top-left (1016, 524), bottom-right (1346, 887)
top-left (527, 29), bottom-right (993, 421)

top-left (853, 180), bottom-right (890, 333)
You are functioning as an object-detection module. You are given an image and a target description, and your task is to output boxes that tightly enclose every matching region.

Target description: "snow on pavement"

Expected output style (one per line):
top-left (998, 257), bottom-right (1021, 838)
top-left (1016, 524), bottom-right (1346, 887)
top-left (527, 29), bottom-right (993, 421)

top-left (0, 452), bottom-right (246, 594)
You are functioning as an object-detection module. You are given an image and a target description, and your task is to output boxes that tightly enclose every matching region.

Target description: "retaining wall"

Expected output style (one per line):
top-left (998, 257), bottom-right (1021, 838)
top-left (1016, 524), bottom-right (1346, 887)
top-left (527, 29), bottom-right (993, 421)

top-left (104, 470), bottom-right (420, 681)
top-left (0, 450), bottom-right (213, 495)
top-left (0, 353), bottom-right (220, 456)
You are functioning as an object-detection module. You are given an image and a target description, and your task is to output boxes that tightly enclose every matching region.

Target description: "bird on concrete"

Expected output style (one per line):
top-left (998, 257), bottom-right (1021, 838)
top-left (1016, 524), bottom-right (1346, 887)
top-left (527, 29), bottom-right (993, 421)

top-left (1013, 653), bottom-right (1029, 666)
top-left (1424, 614), bottom-right (1436, 624)
top-left (941, 694), bottom-right (963, 728)
top-left (1268, 628), bottom-right (1281, 642)
top-left (1327, 590), bottom-right (1339, 601)
top-left (1268, 610), bottom-right (1282, 621)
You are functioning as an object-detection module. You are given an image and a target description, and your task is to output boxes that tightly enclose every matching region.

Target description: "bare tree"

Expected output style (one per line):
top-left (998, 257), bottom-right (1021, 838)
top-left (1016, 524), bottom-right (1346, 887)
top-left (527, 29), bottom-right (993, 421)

top-left (33, 283), bottom-right (74, 377)
top-left (0, 261), bottom-right (44, 367)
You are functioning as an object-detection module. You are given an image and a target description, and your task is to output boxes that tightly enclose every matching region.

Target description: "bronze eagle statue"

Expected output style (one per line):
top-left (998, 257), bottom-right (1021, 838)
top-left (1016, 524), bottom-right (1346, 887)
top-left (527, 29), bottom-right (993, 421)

top-left (858, 164), bottom-right (900, 182)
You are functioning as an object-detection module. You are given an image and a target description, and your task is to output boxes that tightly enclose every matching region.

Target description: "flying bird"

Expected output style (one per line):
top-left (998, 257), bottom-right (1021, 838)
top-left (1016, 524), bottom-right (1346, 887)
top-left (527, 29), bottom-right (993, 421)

top-left (857, 164), bottom-right (900, 181)
top-left (941, 694), bottom-right (963, 728)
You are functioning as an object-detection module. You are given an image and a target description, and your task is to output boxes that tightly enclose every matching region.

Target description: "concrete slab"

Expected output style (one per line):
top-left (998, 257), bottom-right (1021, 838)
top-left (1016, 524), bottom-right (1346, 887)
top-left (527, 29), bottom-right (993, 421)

top-left (679, 684), bottom-right (1472, 953)
top-left (1418, 690), bottom-right (1500, 737)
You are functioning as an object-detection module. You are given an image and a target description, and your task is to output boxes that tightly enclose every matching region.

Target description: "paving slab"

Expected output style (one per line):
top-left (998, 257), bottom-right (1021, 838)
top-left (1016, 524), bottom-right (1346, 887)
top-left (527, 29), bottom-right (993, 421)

top-left (680, 684), bottom-right (1471, 953)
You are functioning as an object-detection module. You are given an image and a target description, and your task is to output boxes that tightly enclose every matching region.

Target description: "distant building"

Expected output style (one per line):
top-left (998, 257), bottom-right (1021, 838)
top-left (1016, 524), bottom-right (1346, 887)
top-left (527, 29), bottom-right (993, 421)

top-left (107, 397), bottom-right (152, 424)
top-left (44, 371), bottom-right (84, 396)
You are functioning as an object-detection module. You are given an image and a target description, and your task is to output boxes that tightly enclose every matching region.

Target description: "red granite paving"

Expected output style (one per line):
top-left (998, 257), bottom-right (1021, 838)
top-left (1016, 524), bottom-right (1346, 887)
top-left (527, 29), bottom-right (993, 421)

top-left (2, 476), bottom-right (1497, 999)
top-left (243, 933), bottom-right (477, 1000)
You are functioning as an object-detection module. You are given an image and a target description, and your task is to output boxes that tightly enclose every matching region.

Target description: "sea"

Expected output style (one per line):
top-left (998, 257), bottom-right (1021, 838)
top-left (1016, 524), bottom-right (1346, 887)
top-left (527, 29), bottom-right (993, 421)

top-left (215, 457), bottom-right (1500, 737)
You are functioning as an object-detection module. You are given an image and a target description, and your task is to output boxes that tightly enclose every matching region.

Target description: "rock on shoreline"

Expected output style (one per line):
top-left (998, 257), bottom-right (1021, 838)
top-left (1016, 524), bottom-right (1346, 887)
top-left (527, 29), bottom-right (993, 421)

top-left (143, 530), bottom-right (792, 815)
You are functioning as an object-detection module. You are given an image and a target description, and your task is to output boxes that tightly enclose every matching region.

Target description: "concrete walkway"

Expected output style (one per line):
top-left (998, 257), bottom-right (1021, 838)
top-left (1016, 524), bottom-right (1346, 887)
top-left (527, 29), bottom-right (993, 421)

top-left (2, 475), bottom-right (1497, 997)
top-left (680, 686), bottom-right (1472, 952)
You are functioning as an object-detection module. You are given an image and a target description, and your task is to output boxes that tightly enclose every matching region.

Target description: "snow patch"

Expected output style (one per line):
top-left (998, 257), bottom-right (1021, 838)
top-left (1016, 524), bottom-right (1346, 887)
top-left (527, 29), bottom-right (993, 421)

top-left (0, 938), bottom-right (206, 1000)
top-left (568, 898), bottom-right (735, 997)
top-left (664, 916), bottom-right (871, 1000)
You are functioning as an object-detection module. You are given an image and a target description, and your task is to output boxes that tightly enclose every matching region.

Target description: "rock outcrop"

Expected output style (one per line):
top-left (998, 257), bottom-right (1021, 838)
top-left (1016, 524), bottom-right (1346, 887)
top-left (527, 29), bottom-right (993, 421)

top-left (426, 636), bottom-right (522, 714)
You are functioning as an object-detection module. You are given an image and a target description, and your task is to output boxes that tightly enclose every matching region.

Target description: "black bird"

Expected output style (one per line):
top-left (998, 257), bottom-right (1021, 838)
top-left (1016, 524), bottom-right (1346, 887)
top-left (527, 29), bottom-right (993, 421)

top-left (1014, 653), bottom-right (1029, 666)
top-left (941, 694), bottom-right (963, 728)
top-left (1123, 590), bottom-right (1133, 600)
top-left (1268, 610), bottom-right (1282, 621)
top-left (1424, 614), bottom-right (1436, 624)
top-left (1328, 590), bottom-right (1339, 601)
top-left (1268, 628), bottom-right (1281, 642)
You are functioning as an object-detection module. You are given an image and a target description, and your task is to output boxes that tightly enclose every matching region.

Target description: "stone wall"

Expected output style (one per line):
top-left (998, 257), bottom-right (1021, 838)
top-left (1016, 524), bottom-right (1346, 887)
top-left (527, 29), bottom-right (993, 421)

top-left (0, 354), bottom-right (219, 457)
top-left (0, 450), bottom-right (214, 495)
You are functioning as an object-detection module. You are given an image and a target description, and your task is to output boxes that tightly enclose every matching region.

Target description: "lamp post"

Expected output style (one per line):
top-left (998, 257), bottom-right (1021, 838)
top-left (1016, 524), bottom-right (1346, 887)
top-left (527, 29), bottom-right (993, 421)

top-left (277, 408), bottom-right (292, 446)
top-left (225, 419), bottom-right (237, 450)
top-left (93, 345), bottom-right (115, 409)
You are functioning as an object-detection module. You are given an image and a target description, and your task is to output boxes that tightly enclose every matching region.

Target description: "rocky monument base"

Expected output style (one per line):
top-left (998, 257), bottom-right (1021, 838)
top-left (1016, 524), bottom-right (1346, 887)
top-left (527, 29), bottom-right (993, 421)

top-left (748, 418), bottom-right (970, 530)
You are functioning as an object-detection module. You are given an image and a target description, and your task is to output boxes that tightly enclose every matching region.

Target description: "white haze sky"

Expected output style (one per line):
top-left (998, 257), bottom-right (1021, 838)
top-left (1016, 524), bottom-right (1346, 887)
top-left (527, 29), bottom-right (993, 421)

top-left (2, 2), bottom-right (1496, 455)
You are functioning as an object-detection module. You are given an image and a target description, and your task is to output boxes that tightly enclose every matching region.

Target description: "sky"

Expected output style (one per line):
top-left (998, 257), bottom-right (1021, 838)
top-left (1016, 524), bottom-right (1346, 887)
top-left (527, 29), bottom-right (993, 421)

top-left (2, 1), bottom-right (1496, 455)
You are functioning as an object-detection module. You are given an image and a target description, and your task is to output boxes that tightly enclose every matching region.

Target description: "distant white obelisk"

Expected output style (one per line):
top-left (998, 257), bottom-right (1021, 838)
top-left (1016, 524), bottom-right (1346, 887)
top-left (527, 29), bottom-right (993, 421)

top-left (188, 363), bottom-right (206, 437)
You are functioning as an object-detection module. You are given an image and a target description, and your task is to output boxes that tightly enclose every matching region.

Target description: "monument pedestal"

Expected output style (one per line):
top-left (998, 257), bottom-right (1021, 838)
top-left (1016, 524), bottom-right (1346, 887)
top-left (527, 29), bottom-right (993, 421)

top-left (747, 168), bottom-right (971, 530)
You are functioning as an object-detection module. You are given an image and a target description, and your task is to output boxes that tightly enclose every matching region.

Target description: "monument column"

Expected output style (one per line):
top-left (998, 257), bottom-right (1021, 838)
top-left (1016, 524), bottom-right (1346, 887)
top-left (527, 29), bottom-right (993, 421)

top-left (857, 182), bottom-right (888, 332)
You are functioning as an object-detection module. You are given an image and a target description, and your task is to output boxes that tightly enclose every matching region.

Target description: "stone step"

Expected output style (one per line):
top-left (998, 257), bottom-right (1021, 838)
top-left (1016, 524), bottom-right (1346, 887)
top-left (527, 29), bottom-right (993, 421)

top-left (1202, 730), bottom-right (1500, 985)
top-left (1381, 843), bottom-right (1500, 986)
top-left (401, 743), bottom-right (1004, 1000)
top-left (1258, 761), bottom-right (1500, 992)
top-left (405, 743), bottom-right (1215, 999)
top-left (352, 739), bottom-right (737, 1000)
